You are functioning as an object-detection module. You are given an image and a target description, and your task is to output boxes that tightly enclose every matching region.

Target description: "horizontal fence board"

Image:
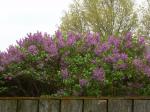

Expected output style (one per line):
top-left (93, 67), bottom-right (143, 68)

top-left (134, 100), bottom-right (150, 112)
top-left (17, 100), bottom-right (38, 112)
top-left (0, 96), bottom-right (150, 100)
top-left (39, 100), bottom-right (60, 112)
top-left (0, 100), bottom-right (17, 112)
top-left (108, 100), bottom-right (132, 112)
top-left (61, 100), bottom-right (83, 112)
top-left (84, 100), bottom-right (107, 112)
top-left (0, 97), bottom-right (150, 112)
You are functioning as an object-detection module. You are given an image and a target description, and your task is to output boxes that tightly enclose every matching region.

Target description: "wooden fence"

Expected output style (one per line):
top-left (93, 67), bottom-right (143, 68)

top-left (0, 97), bottom-right (150, 112)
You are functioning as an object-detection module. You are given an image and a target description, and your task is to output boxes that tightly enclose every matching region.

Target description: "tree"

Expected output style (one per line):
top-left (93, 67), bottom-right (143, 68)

top-left (60, 0), bottom-right (138, 37)
top-left (139, 0), bottom-right (150, 37)
top-left (60, 0), bottom-right (88, 33)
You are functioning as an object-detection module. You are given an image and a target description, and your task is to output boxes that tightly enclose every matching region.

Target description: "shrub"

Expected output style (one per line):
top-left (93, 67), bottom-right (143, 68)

top-left (0, 30), bottom-right (149, 96)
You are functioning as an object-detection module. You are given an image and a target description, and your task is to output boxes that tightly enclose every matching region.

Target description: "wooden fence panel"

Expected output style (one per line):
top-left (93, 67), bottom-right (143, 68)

top-left (134, 100), bottom-right (150, 112)
top-left (17, 100), bottom-right (38, 112)
top-left (39, 100), bottom-right (60, 112)
top-left (108, 100), bottom-right (132, 112)
top-left (84, 100), bottom-right (107, 112)
top-left (0, 100), bottom-right (17, 112)
top-left (61, 100), bottom-right (83, 112)
top-left (1, 98), bottom-right (150, 112)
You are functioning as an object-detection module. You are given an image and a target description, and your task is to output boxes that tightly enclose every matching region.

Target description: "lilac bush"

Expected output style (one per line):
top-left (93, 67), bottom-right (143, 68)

top-left (0, 30), bottom-right (150, 96)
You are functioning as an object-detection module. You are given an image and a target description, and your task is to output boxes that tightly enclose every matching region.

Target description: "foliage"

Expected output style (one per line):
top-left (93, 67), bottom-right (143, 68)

top-left (0, 30), bottom-right (150, 96)
top-left (138, 0), bottom-right (150, 37)
top-left (60, 0), bottom-right (138, 37)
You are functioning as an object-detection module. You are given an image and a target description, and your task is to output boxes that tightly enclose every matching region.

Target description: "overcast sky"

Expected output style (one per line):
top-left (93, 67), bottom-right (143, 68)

top-left (0, 0), bottom-right (146, 51)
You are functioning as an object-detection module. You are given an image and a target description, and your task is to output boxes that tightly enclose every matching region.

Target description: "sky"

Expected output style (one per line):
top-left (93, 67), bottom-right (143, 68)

top-left (0, 0), bottom-right (146, 51)
top-left (0, 0), bottom-right (72, 51)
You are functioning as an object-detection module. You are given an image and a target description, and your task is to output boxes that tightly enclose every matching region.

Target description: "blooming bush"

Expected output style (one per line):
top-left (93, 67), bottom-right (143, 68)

top-left (0, 30), bottom-right (150, 96)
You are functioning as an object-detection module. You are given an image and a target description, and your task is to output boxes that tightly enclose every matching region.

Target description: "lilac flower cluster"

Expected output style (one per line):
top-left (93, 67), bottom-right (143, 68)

top-left (132, 58), bottom-right (150, 77)
top-left (85, 32), bottom-right (100, 46)
top-left (92, 67), bottom-right (105, 81)
top-left (94, 42), bottom-right (110, 55)
top-left (79, 79), bottom-right (88, 87)
top-left (104, 53), bottom-right (128, 63)
top-left (55, 30), bottom-right (65, 48)
top-left (43, 37), bottom-right (58, 56)
top-left (66, 32), bottom-right (77, 46)
top-left (108, 36), bottom-right (120, 48)
top-left (124, 32), bottom-right (133, 48)
top-left (5, 45), bottom-right (25, 64)
top-left (138, 36), bottom-right (145, 45)
top-left (61, 68), bottom-right (69, 79)
top-left (28, 45), bottom-right (38, 55)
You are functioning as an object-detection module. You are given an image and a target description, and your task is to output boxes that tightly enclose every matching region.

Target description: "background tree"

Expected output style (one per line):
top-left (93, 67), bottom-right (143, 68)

top-left (60, 0), bottom-right (88, 33)
top-left (60, 0), bottom-right (138, 37)
top-left (138, 0), bottom-right (150, 37)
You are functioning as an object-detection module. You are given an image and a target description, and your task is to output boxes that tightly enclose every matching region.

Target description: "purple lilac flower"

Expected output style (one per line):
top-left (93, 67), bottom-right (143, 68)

top-left (27, 32), bottom-right (43, 44)
top-left (57, 38), bottom-right (65, 48)
top-left (112, 53), bottom-right (120, 63)
top-left (104, 56), bottom-right (113, 63)
top-left (94, 45), bottom-right (101, 56)
top-left (55, 30), bottom-right (63, 39)
top-left (79, 79), bottom-right (88, 87)
top-left (7, 45), bottom-right (25, 63)
top-left (60, 56), bottom-right (68, 69)
top-left (139, 36), bottom-right (145, 45)
top-left (55, 30), bottom-right (65, 48)
top-left (75, 33), bottom-right (81, 40)
top-left (101, 43), bottom-right (110, 52)
top-left (120, 53), bottom-right (128, 60)
top-left (125, 32), bottom-right (132, 41)
top-left (0, 52), bottom-right (7, 65)
top-left (132, 59), bottom-right (144, 69)
top-left (144, 66), bottom-right (150, 77)
top-left (28, 45), bottom-right (38, 55)
top-left (49, 43), bottom-right (58, 56)
top-left (104, 53), bottom-right (126, 63)
top-left (108, 36), bottom-right (114, 43)
top-left (125, 41), bottom-right (132, 48)
top-left (61, 68), bottom-right (69, 79)
top-left (112, 48), bottom-right (119, 54)
top-left (19, 32), bottom-right (44, 48)
top-left (145, 53), bottom-right (150, 63)
top-left (85, 33), bottom-right (98, 46)
top-left (66, 32), bottom-right (76, 46)
top-left (16, 38), bottom-right (25, 47)
top-left (108, 36), bottom-right (120, 47)
top-left (43, 37), bottom-right (58, 56)
top-left (92, 67), bottom-right (105, 81)
top-left (94, 43), bottom-right (110, 55)
top-left (95, 33), bottom-right (100, 43)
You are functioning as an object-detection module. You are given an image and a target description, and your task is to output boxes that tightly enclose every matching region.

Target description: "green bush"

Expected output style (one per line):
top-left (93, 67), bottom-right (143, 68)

top-left (0, 31), bottom-right (149, 96)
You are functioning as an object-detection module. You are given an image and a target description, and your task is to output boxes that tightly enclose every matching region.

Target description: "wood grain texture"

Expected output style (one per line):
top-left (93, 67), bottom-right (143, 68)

top-left (84, 100), bottom-right (107, 112)
top-left (0, 100), bottom-right (17, 112)
top-left (108, 100), bottom-right (132, 112)
top-left (134, 100), bottom-right (150, 112)
top-left (17, 100), bottom-right (38, 112)
top-left (39, 100), bottom-right (60, 112)
top-left (61, 100), bottom-right (83, 112)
